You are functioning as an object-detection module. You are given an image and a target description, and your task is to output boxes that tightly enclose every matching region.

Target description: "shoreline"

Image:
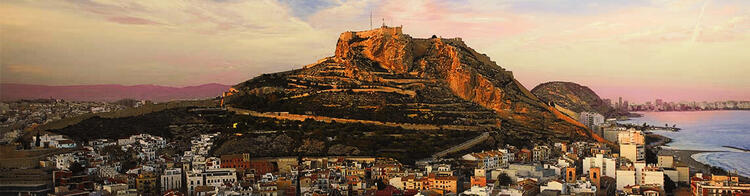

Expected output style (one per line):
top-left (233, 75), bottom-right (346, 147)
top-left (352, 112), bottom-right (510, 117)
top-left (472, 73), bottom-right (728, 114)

top-left (647, 132), bottom-right (750, 181)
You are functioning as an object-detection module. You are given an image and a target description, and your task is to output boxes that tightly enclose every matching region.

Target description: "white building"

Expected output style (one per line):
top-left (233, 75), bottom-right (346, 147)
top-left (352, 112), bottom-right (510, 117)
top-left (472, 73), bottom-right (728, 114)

top-left (620, 143), bottom-right (645, 162)
top-left (463, 185), bottom-right (492, 196)
top-left (161, 168), bottom-right (182, 192)
top-left (493, 164), bottom-right (557, 182)
top-left (579, 112), bottom-right (604, 130)
top-left (582, 154), bottom-right (616, 177)
top-left (658, 154), bottom-right (674, 168)
top-left (33, 134), bottom-right (75, 148)
top-left (52, 153), bottom-right (75, 170)
top-left (640, 166), bottom-right (665, 188)
top-left (616, 163), bottom-right (665, 190)
top-left (532, 145), bottom-right (550, 162)
top-left (540, 180), bottom-right (567, 195)
top-left (462, 150), bottom-right (504, 169)
top-left (568, 179), bottom-right (597, 194)
top-left (616, 167), bottom-right (636, 191)
top-left (186, 168), bottom-right (237, 196)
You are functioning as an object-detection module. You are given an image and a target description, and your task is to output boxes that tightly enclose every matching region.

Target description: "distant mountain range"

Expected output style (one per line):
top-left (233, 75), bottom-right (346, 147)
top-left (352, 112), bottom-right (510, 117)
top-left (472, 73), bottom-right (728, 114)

top-left (0, 83), bottom-right (231, 102)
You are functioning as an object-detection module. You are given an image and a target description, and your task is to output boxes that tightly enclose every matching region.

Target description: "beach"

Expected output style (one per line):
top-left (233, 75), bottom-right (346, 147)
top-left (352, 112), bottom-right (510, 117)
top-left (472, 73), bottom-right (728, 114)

top-left (625, 111), bottom-right (750, 181)
top-left (650, 136), bottom-right (750, 182)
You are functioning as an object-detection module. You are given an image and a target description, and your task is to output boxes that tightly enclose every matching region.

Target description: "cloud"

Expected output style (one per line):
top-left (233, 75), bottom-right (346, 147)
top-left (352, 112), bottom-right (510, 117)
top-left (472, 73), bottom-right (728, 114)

top-left (107, 16), bottom-right (161, 25)
top-left (1, 0), bottom-right (748, 101)
top-left (4, 65), bottom-right (51, 76)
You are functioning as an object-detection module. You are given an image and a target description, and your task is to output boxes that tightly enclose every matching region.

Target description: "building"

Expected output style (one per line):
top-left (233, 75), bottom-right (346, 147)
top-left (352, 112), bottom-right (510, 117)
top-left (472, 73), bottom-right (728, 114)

top-left (616, 166), bottom-right (636, 191)
top-left (470, 175), bottom-right (487, 187)
top-left (532, 145), bottom-right (551, 163)
top-left (429, 175), bottom-right (458, 194)
top-left (136, 172), bottom-right (158, 193)
top-left (161, 168), bottom-right (182, 192)
top-left (566, 167), bottom-right (576, 183)
top-left (517, 149), bottom-right (532, 163)
top-left (462, 150), bottom-right (504, 169)
top-left (602, 126), bottom-right (626, 143)
top-left (691, 173), bottom-right (750, 196)
top-left (657, 154), bottom-right (674, 168)
top-left (540, 180), bottom-right (567, 195)
top-left (496, 164), bottom-right (557, 182)
top-left (582, 154), bottom-right (616, 178)
top-left (579, 112), bottom-right (604, 130)
top-left (640, 166), bottom-right (664, 188)
top-left (102, 184), bottom-right (128, 195)
top-left (186, 168), bottom-right (237, 196)
top-left (617, 128), bottom-right (645, 145)
top-left (620, 143), bottom-right (645, 162)
top-left (220, 153), bottom-right (250, 171)
top-left (633, 163), bottom-right (665, 188)
top-left (676, 164), bottom-right (690, 183)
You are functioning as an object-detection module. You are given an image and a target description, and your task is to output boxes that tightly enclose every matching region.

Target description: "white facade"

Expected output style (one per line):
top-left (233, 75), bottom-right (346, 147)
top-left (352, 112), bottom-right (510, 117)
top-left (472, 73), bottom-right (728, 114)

top-left (52, 153), bottom-right (75, 170)
top-left (462, 150), bottom-right (505, 169)
top-left (641, 170), bottom-right (665, 188)
top-left (620, 144), bottom-right (645, 162)
top-left (463, 186), bottom-right (492, 196)
top-left (579, 112), bottom-right (604, 130)
top-left (540, 180), bottom-right (567, 195)
top-left (162, 168), bottom-right (182, 192)
top-left (658, 155), bottom-right (674, 168)
top-left (582, 154), bottom-right (616, 177)
top-left (616, 169), bottom-right (636, 191)
top-left (186, 168), bottom-right (237, 196)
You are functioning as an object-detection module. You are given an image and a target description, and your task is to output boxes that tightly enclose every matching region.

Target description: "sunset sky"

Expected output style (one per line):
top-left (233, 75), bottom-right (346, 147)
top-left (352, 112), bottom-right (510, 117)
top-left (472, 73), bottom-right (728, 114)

top-left (1, 0), bottom-right (748, 103)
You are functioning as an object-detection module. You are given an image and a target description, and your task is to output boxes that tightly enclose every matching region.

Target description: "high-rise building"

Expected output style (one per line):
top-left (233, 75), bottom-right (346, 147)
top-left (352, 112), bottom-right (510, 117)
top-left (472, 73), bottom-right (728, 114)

top-left (582, 154), bottom-right (616, 178)
top-left (579, 112), bottom-right (605, 131)
top-left (161, 168), bottom-right (182, 192)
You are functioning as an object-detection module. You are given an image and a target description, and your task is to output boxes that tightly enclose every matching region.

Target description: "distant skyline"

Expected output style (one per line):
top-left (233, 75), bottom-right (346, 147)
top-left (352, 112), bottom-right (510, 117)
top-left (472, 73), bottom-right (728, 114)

top-left (2, 0), bottom-right (749, 103)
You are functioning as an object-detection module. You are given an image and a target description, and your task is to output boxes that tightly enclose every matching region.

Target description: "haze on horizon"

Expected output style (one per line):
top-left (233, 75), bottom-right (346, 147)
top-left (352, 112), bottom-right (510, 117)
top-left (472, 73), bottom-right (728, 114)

top-left (1, 0), bottom-right (748, 103)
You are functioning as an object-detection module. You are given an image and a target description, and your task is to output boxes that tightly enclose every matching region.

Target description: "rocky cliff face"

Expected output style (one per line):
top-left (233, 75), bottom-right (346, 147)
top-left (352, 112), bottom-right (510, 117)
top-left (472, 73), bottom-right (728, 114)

top-left (230, 27), bottom-right (604, 143)
top-left (531, 81), bottom-right (625, 118)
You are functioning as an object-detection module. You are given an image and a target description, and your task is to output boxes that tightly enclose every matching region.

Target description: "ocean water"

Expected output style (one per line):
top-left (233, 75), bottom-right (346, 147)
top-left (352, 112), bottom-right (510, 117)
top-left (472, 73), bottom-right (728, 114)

top-left (621, 111), bottom-right (750, 177)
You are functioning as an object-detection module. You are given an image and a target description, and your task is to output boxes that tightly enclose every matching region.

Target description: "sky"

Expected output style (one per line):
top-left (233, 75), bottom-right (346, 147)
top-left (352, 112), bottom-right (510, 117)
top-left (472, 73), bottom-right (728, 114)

top-left (1, 0), bottom-right (748, 103)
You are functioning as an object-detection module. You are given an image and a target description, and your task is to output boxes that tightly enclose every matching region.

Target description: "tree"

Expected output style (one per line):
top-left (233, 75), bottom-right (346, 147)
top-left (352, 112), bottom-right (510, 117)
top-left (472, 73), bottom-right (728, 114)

top-left (497, 173), bottom-right (513, 186)
top-left (69, 161), bottom-right (85, 175)
top-left (664, 174), bottom-right (676, 193)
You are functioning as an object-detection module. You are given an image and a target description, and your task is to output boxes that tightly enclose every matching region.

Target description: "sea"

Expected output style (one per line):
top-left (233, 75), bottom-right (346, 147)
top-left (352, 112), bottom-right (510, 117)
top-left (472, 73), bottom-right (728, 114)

top-left (620, 110), bottom-right (750, 177)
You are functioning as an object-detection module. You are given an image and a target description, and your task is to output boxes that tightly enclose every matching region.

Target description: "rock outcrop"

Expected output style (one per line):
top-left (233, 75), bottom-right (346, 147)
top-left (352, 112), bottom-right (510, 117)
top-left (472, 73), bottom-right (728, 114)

top-left (229, 26), bottom-right (605, 144)
top-left (531, 81), bottom-right (626, 118)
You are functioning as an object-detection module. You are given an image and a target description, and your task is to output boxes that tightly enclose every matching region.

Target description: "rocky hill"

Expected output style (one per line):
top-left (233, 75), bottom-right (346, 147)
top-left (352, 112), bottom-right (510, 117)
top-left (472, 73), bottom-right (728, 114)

top-left (531, 81), bottom-right (624, 118)
top-left (227, 26), bottom-right (605, 143)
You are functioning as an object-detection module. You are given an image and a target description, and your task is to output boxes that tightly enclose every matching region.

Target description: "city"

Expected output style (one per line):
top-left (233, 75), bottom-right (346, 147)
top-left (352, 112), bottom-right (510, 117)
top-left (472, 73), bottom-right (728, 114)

top-left (1, 98), bottom-right (748, 195)
top-left (2, 0), bottom-right (749, 196)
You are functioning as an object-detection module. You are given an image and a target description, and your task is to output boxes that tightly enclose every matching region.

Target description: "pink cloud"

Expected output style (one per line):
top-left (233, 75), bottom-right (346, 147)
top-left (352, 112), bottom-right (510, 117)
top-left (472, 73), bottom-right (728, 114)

top-left (374, 0), bottom-right (534, 38)
top-left (107, 16), bottom-right (161, 25)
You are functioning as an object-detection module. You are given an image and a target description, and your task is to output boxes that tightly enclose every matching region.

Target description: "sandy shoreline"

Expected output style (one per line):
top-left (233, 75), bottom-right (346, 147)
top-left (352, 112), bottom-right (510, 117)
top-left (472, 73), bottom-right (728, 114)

top-left (648, 134), bottom-right (750, 181)
top-left (660, 148), bottom-right (718, 174)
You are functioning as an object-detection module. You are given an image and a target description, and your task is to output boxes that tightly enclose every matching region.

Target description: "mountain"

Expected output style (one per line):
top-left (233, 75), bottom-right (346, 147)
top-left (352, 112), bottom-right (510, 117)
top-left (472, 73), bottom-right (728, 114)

top-left (531, 81), bottom-right (625, 118)
top-left (0, 83), bottom-right (230, 102)
top-left (226, 26), bottom-right (605, 143)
